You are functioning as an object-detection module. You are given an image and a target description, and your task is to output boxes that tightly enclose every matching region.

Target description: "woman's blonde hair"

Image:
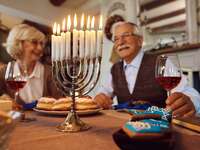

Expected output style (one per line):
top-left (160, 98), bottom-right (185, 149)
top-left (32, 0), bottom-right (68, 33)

top-left (4, 24), bottom-right (45, 59)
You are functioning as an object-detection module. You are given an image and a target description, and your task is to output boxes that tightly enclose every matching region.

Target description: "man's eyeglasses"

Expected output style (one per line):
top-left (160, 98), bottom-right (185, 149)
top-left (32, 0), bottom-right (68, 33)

top-left (112, 32), bottom-right (140, 43)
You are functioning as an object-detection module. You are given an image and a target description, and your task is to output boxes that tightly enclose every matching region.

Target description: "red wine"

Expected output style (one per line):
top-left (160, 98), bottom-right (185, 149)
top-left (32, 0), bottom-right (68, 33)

top-left (6, 80), bottom-right (27, 91)
top-left (156, 76), bottom-right (181, 91)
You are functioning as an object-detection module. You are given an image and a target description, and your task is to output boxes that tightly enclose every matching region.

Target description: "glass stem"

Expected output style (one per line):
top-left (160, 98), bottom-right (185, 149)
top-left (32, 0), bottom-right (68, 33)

top-left (167, 90), bottom-right (171, 97)
top-left (14, 91), bottom-right (20, 110)
top-left (15, 91), bottom-right (25, 120)
top-left (14, 91), bottom-right (19, 101)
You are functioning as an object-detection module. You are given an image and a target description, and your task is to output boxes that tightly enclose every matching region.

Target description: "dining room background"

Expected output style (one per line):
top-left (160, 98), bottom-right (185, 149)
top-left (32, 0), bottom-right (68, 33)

top-left (0, 0), bottom-right (200, 94)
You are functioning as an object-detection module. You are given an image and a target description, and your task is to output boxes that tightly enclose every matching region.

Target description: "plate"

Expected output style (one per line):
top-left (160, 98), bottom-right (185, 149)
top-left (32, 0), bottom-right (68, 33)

top-left (33, 108), bottom-right (102, 116)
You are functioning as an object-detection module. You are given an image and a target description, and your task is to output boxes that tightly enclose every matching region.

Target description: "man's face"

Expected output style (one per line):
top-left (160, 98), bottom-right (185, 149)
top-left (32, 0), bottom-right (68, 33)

top-left (113, 23), bottom-right (143, 63)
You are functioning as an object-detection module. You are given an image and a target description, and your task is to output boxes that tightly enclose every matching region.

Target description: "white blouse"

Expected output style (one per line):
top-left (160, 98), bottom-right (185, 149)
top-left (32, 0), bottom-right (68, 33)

top-left (12, 61), bottom-right (44, 103)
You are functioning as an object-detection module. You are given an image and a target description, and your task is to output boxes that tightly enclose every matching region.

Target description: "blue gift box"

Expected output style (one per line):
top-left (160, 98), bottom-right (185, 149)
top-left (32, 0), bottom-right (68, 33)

top-left (124, 119), bottom-right (169, 134)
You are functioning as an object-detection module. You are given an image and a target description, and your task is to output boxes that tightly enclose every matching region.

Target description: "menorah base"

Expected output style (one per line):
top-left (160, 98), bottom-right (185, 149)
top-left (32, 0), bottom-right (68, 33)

top-left (56, 110), bottom-right (91, 132)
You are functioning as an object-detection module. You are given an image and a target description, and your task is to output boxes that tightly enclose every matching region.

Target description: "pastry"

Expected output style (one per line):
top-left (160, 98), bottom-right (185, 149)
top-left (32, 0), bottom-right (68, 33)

top-left (36, 97), bottom-right (56, 110)
top-left (52, 97), bottom-right (72, 111)
top-left (0, 110), bottom-right (12, 123)
top-left (0, 94), bottom-right (14, 111)
top-left (0, 100), bottom-right (12, 112)
top-left (75, 97), bottom-right (99, 110)
top-left (0, 94), bottom-right (13, 101)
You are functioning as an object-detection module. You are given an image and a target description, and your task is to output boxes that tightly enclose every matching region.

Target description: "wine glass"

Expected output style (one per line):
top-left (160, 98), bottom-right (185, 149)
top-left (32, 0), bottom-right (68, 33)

top-left (5, 61), bottom-right (35, 122)
top-left (155, 54), bottom-right (182, 96)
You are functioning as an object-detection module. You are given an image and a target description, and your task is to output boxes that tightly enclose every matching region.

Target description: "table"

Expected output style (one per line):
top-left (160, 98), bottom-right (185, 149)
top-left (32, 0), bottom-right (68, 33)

top-left (8, 110), bottom-right (200, 150)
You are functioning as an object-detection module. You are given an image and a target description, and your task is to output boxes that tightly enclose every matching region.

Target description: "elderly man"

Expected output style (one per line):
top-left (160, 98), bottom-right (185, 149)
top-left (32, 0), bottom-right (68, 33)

top-left (94, 21), bottom-right (200, 117)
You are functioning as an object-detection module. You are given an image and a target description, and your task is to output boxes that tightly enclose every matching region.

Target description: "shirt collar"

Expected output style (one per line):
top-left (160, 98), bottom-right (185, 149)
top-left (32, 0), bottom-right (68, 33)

top-left (14, 61), bottom-right (41, 79)
top-left (123, 50), bottom-right (144, 69)
top-left (29, 62), bottom-right (41, 78)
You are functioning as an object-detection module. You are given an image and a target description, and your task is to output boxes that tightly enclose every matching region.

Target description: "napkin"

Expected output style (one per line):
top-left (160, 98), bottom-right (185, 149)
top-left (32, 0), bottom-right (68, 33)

top-left (22, 100), bottom-right (38, 110)
top-left (113, 101), bottom-right (151, 110)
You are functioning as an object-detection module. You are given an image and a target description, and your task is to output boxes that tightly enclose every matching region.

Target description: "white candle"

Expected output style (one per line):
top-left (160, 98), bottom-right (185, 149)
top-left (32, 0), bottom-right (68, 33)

top-left (60, 18), bottom-right (66, 60)
top-left (85, 16), bottom-right (91, 58)
top-left (73, 14), bottom-right (78, 58)
top-left (90, 16), bottom-right (96, 58)
top-left (51, 22), bottom-right (57, 61)
top-left (66, 15), bottom-right (71, 59)
top-left (97, 15), bottom-right (103, 57)
top-left (79, 14), bottom-right (85, 59)
top-left (60, 32), bottom-right (65, 60)
top-left (56, 24), bottom-right (61, 61)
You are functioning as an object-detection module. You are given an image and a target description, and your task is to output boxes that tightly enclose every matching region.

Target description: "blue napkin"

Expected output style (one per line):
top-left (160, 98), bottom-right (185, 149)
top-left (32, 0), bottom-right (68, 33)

top-left (113, 101), bottom-right (151, 110)
top-left (22, 100), bottom-right (38, 110)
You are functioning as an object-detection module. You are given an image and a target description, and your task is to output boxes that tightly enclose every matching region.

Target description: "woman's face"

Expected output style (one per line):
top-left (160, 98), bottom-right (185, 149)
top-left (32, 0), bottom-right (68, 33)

top-left (21, 39), bottom-right (45, 63)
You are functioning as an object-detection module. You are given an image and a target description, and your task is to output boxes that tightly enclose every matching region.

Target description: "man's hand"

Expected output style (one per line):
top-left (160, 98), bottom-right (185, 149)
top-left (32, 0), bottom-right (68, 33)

top-left (94, 93), bottom-right (113, 109)
top-left (166, 92), bottom-right (196, 117)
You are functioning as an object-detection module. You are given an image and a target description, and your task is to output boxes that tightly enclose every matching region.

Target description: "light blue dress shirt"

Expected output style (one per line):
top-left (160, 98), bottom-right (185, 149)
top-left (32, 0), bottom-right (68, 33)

top-left (98, 50), bottom-right (200, 114)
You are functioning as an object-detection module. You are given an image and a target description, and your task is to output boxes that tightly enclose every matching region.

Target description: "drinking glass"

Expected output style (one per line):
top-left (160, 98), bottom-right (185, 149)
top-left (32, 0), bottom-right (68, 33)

top-left (5, 61), bottom-right (35, 122)
top-left (155, 54), bottom-right (182, 96)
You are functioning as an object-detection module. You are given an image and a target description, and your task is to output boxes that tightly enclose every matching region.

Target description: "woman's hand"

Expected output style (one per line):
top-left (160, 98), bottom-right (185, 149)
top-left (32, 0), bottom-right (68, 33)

top-left (94, 93), bottom-right (113, 109)
top-left (166, 92), bottom-right (196, 117)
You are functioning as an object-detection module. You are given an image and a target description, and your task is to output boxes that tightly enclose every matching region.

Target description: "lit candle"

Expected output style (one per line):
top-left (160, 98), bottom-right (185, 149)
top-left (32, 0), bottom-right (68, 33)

top-left (73, 14), bottom-right (78, 58)
top-left (90, 16), bottom-right (96, 58)
top-left (79, 14), bottom-right (85, 59)
top-left (56, 24), bottom-right (61, 61)
top-left (60, 18), bottom-right (66, 60)
top-left (97, 15), bottom-right (103, 57)
top-left (66, 15), bottom-right (71, 59)
top-left (85, 16), bottom-right (91, 58)
top-left (51, 22), bottom-right (57, 61)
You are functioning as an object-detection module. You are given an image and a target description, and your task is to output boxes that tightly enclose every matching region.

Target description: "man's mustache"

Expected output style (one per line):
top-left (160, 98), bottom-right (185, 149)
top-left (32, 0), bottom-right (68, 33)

top-left (117, 45), bottom-right (131, 51)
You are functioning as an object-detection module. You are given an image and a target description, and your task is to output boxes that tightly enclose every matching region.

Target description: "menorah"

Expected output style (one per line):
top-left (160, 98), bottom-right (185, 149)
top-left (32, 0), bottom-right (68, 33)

top-left (51, 14), bottom-right (103, 132)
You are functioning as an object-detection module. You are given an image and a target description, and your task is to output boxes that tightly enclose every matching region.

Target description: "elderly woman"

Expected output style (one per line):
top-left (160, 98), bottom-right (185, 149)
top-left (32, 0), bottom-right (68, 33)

top-left (0, 24), bottom-right (62, 105)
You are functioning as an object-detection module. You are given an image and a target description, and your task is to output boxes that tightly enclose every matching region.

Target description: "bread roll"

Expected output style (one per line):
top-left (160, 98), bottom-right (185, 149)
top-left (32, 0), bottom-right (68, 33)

top-left (52, 97), bottom-right (72, 111)
top-left (75, 97), bottom-right (99, 110)
top-left (36, 97), bottom-right (56, 110)
top-left (0, 110), bottom-right (12, 124)
top-left (0, 100), bottom-right (12, 112)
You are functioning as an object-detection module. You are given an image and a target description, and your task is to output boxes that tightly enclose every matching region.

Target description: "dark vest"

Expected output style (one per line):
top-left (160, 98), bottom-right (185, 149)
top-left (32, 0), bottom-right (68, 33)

top-left (111, 53), bottom-right (167, 107)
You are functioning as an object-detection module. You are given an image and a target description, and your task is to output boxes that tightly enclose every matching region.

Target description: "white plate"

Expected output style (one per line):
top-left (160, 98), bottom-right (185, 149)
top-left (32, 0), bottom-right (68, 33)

top-left (33, 108), bottom-right (102, 116)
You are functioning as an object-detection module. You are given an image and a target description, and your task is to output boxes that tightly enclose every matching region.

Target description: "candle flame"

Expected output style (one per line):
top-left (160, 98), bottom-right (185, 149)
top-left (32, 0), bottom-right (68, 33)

top-left (87, 16), bottom-right (90, 29)
top-left (74, 14), bottom-right (77, 29)
top-left (57, 24), bottom-right (60, 35)
top-left (91, 16), bottom-right (95, 29)
top-left (62, 18), bottom-right (66, 31)
top-left (81, 13), bottom-right (84, 29)
top-left (53, 22), bottom-right (57, 34)
top-left (99, 15), bottom-right (103, 30)
top-left (67, 15), bottom-right (71, 31)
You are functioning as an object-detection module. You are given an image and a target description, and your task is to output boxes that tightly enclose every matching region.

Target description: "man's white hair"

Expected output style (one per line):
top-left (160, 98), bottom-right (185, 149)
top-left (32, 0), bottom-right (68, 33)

top-left (111, 21), bottom-right (141, 41)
